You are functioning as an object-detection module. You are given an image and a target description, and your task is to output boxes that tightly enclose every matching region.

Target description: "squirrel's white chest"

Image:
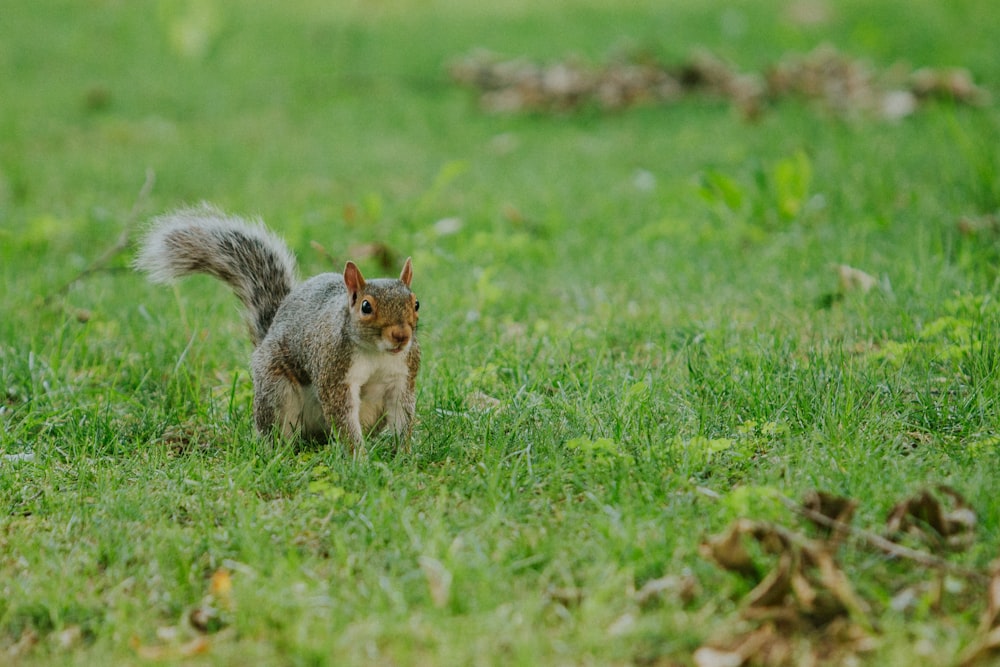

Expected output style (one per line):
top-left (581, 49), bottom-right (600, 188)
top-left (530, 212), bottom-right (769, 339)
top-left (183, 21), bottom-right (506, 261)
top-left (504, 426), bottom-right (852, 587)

top-left (346, 351), bottom-right (409, 427)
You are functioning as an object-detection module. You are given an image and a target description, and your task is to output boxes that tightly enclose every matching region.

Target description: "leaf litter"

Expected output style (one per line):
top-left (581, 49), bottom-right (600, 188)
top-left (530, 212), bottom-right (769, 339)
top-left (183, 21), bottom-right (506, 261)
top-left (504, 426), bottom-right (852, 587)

top-left (694, 488), bottom-right (997, 666)
top-left (449, 45), bottom-right (989, 120)
top-left (959, 565), bottom-right (1000, 666)
top-left (129, 567), bottom-right (234, 661)
top-left (885, 485), bottom-right (977, 551)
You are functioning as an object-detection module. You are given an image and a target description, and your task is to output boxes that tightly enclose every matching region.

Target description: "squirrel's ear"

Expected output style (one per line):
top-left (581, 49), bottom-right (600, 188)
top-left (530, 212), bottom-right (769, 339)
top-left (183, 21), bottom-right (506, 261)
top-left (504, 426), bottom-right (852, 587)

top-left (399, 257), bottom-right (413, 287)
top-left (344, 261), bottom-right (366, 295)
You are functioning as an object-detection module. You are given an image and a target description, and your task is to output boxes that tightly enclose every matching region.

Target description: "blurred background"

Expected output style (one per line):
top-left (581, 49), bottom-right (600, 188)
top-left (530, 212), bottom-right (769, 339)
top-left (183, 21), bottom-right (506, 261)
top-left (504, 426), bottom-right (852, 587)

top-left (2, 0), bottom-right (997, 336)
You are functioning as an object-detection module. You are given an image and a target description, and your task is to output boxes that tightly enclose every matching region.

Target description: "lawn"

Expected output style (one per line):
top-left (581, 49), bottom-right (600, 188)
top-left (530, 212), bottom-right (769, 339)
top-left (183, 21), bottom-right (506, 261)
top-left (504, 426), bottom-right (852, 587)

top-left (2, 0), bottom-right (1000, 664)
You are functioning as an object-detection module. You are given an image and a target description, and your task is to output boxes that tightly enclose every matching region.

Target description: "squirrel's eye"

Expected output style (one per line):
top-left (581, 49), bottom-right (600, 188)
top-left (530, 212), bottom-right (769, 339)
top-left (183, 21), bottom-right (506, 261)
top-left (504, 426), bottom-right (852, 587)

top-left (361, 300), bottom-right (373, 315)
top-left (414, 300), bottom-right (420, 312)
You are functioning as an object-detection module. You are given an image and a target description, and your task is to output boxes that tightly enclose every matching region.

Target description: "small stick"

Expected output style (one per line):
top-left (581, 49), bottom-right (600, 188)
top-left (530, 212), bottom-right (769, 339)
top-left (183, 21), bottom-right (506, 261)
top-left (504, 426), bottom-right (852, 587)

top-left (778, 494), bottom-right (989, 583)
top-left (45, 168), bottom-right (156, 304)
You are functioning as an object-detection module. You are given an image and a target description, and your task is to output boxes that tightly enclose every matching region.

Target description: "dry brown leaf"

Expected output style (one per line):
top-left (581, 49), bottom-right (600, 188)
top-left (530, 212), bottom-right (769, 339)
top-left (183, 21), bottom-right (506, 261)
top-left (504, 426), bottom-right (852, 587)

top-left (702, 517), bottom-right (870, 632)
top-left (886, 486), bottom-right (976, 550)
top-left (958, 213), bottom-right (1000, 237)
top-left (801, 490), bottom-right (856, 546)
top-left (7, 628), bottom-right (39, 659)
top-left (802, 490), bottom-right (857, 528)
top-left (451, 46), bottom-right (988, 121)
top-left (635, 573), bottom-right (701, 606)
top-left (465, 391), bottom-right (502, 413)
top-left (700, 520), bottom-right (759, 578)
top-left (789, 569), bottom-right (819, 611)
top-left (310, 240), bottom-right (336, 266)
top-left (787, 0), bottom-right (832, 27)
top-left (959, 625), bottom-right (1000, 667)
top-left (348, 242), bottom-right (397, 271)
top-left (957, 562), bottom-right (1000, 665)
top-left (694, 624), bottom-right (787, 667)
top-left (701, 616), bottom-right (875, 666)
top-left (700, 488), bottom-right (999, 666)
top-left (910, 67), bottom-right (989, 105)
top-left (983, 564), bottom-right (1000, 632)
top-left (188, 604), bottom-right (222, 634)
top-left (185, 567), bottom-right (236, 635)
top-left (545, 585), bottom-right (584, 607)
top-left (746, 550), bottom-right (795, 608)
top-left (607, 612), bottom-right (637, 637)
top-left (159, 422), bottom-right (215, 455)
top-left (813, 549), bottom-right (870, 623)
top-left (836, 264), bottom-right (878, 294)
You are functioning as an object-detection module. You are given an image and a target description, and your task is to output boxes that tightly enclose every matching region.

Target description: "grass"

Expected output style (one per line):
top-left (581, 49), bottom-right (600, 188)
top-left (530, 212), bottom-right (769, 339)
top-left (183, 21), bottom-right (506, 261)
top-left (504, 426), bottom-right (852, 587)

top-left (2, 0), bottom-right (1000, 664)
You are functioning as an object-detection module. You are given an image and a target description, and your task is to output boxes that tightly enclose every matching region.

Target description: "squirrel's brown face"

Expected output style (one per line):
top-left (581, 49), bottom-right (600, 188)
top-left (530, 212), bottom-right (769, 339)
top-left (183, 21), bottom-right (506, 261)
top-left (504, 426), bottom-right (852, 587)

top-left (344, 259), bottom-right (419, 354)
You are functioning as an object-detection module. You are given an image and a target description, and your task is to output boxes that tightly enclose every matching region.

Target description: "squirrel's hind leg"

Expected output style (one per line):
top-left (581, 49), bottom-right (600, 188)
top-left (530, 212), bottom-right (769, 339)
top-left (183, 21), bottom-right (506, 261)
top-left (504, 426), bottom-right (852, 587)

top-left (253, 370), bottom-right (328, 440)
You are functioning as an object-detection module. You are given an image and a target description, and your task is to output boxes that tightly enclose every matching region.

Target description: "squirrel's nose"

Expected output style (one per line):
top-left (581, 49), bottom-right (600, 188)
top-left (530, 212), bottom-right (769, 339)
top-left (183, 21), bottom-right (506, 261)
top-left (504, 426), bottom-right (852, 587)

top-left (389, 327), bottom-right (410, 345)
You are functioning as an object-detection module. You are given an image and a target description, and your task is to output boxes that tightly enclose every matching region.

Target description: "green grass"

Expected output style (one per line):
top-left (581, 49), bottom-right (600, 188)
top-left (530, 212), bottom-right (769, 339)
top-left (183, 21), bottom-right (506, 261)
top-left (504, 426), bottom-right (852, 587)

top-left (3, 0), bottom-right (1000, 664)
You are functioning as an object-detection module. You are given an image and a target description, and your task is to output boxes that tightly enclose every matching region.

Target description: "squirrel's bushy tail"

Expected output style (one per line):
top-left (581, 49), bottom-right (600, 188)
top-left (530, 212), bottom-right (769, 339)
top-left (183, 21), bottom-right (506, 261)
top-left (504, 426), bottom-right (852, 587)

top-left (134, 204), bottom-right (298, 345)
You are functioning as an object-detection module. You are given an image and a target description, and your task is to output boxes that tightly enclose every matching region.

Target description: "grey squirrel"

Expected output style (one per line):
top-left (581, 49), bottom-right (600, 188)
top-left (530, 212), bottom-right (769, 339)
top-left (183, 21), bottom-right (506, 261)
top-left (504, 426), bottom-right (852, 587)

top-left (134, 204), bottom-right (420, 455)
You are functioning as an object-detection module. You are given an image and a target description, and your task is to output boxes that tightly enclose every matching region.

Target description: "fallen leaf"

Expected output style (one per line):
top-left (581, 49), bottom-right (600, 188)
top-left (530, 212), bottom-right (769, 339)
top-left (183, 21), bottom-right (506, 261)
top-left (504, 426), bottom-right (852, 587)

top-left (801, 491), bottom-right (856, 525)
top-left (699, 520), bottom-right (759, 578)
top-left (188, 604), bottom-right (223, 634)
top-left (209, 568), bottom-right (233, 604)
top-left (702, 517), bottom-right (871, 633)
top-left (348, 242), bottom-right (397, 271)
top-left (812, 548), bottom-right (870, 623)
top-left (959, 625), bottom-right (1000, 667)
top-left (911, 67), bottom-right (990, 105)
top-left (7, 628), bottom-right (39, 658)
top-left (983, 563), bottom-right (1000, 632)
top-left (787, 0), bottom-right (831, 27)
top-left (635, 573), bottom-right (701, 606)
top-left (745, 550), bottom-right (795, 608)
top-left (310, 240), bottom-right (336, 265)
top-left (451, 45), bottom-right (988, 121)
top-left (694, 624), bottom-right (784, 667)
top-left (607, 612), bottom-right (637, 637)
top-left (465, 391), bottom-right (501, 412)
top-left (957, 213), bottom-right (1000, 237)
top-left (501, 203), bottom-right (525, 223)
top-left (957, 562), bottom-right (1000, 665)
top-left (801, 490), bottom-right (857, 544)
top-left (837, 264), bottom-right (878, 294)
top-left (545, 586), bottom-right (584, 607)
top-left (886, 486), bottom-right (976, 550)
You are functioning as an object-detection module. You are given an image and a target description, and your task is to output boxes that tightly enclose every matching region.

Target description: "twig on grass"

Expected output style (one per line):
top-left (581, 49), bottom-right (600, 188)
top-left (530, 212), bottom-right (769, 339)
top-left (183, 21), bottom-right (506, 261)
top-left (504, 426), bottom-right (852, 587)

top-left (45, 168), bottom-right (156, 305)
top-left (778, 494), bottom-right (989, 583)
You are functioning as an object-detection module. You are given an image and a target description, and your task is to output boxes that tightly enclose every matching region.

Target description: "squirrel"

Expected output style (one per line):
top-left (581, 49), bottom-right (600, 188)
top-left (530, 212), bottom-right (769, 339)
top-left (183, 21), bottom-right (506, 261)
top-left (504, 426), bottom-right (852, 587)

top-left (134, 204), bottom-right (420, 455)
